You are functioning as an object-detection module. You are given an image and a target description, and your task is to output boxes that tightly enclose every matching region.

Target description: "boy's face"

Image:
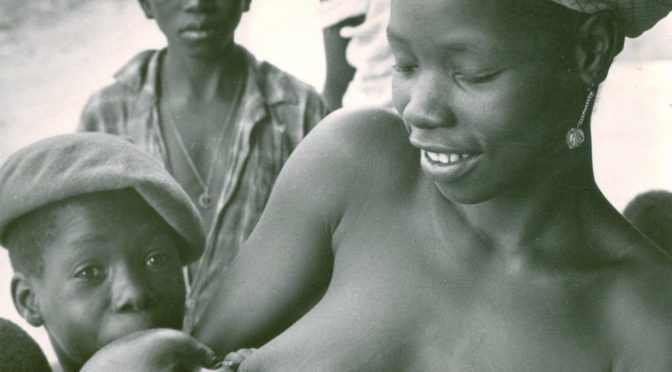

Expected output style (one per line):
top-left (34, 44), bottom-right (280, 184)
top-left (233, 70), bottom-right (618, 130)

top-left (29, 191), bottom-right (187, 367)
top-left (139, 0), bottom-right (250, 59)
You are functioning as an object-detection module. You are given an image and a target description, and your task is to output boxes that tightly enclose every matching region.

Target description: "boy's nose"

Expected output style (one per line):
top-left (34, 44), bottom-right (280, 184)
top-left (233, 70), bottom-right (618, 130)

top-left (110, 267), bottom-right (157, 312)
top-left (183, 0), bottom-right (214, 12)
top-left (403, 73), bottom-right (457, 130)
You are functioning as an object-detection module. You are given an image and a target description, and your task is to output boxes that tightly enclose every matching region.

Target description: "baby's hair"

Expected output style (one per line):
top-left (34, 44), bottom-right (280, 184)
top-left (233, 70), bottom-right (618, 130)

top-left (0, 317), bottom-right (51, 372)
top-left (624, 190), bottom-right (672, 252)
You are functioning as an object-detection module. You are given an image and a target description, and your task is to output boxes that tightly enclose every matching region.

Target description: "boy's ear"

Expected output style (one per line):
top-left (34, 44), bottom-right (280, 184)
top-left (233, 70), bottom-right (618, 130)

top-left (138, 0), bottom-right (155, 19)
top-left (11, 273), bottom-right (44, 328)
top-left (572, 11), bottom-right (623, 86)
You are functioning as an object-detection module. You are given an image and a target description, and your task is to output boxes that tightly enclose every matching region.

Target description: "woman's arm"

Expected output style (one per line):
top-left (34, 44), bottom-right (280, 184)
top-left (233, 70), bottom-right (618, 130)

top-left (192, 111), bottom-right (364, 354)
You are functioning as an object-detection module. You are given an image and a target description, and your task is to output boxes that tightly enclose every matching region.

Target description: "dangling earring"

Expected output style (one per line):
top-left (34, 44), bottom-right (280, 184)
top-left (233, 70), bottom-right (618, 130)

top-left (566, 85), bottom-right (596, 149)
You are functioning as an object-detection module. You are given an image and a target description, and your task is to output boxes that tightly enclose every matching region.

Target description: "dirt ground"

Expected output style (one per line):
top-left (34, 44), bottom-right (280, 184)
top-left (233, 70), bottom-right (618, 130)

top-left (0, 0), bottom-right (670, 363)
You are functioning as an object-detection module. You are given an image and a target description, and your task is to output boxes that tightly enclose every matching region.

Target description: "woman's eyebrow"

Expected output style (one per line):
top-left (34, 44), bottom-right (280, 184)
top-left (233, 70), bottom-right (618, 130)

top-left (387, 27), bottom-right (482, 55)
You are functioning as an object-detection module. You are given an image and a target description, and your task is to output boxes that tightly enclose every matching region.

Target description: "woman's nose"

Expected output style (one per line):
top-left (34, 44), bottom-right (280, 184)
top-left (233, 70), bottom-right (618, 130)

top-left (402, 72), bottom-right (457, 130)
top-left (110, 266), bottom-right (157, 312)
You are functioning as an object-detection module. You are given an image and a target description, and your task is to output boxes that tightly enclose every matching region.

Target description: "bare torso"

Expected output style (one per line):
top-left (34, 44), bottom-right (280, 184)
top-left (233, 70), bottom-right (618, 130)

top-left (197, 109), bottom-right (672, 372)
top-left (158, 53), bottom-right (246, 228)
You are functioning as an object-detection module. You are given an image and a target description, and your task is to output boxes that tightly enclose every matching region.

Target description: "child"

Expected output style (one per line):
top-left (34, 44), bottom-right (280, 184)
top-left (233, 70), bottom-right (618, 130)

top-left (0, 133), bottom-right (211, 372)
top-left (623, 190), bottom-right (672, 254)
top-left (78, 0), bottom-right (329, 332)
top-left (0, 317), bottom-right (50, 372)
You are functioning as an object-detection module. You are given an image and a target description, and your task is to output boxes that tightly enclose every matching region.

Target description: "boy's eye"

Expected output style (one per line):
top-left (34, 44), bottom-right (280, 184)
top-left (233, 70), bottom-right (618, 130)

top-left (74, 266), bottom-right (105, 281)
top-left (145, 253), bottom-right (169, 268)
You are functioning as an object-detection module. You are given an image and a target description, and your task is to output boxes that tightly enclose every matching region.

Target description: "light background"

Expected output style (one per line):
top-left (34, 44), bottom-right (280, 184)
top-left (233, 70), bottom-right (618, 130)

top-left (0, 0), bottom-right (670, 362)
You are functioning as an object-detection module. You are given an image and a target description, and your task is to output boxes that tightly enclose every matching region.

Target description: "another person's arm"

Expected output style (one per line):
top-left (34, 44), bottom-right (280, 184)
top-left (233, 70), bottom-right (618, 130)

top-left (322, 15), bottom-right (365, 110)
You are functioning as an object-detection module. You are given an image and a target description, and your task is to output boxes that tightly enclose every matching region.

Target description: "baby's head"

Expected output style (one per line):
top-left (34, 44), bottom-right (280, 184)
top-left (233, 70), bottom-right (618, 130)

top-left (624, 190), bottom-right (672, 253)
top-left (0, 133), bottom-right (205, 371)
top-left (0, 317), bottom-right (50, 372)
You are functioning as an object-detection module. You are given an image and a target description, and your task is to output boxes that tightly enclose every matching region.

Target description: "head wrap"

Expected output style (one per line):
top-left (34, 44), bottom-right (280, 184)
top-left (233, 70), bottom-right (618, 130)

top-left (0, 133), bottom-right (205, 264)
top-left (549, 0), bottom-right (672, 37)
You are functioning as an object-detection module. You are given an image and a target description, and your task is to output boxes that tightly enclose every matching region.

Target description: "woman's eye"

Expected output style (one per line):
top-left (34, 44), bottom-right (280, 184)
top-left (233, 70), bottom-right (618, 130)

top-left (74, 266), bottom-right (105, 281)
top-left (145, 253), bottom-right (169, 268)
top-left (455, 70), bottom-right (500, 84)
top-left (392, 63), bottom-right (418, 73)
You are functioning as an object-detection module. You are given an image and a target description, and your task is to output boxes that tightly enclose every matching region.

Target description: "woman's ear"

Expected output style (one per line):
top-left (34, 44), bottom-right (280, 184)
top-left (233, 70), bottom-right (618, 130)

top-left (137, 0), bottom-right (155, 19)
top-left (11, 273), bottom-right (44, 328)
top-left (572, 11), bottom-right (624, 86)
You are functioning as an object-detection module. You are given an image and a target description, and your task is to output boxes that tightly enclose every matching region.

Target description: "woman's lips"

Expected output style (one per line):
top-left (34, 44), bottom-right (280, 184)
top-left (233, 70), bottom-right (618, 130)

top-left (424, 150), bottom-right (474, 165)
top-left (420, 149), bottom-right (481, 183)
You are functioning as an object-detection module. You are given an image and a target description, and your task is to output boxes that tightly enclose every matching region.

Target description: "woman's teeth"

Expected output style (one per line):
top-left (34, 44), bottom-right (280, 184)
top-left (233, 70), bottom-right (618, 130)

top-left (425, 151), bottom-right (471, 165)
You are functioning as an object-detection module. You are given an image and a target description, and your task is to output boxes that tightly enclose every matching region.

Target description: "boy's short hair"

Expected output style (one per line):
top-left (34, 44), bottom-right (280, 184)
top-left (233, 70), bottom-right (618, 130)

top-left (0, 317), bottom-right (50, 372)
top-left (0, 133), bottom-right (206, 268)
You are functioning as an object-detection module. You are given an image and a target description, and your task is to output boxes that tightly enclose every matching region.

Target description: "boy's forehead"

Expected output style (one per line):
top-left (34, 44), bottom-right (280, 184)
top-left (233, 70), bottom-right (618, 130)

top-left (38, 191), bottom-right (181, 260)
top-left (57, 190), bottom-right (174, 234)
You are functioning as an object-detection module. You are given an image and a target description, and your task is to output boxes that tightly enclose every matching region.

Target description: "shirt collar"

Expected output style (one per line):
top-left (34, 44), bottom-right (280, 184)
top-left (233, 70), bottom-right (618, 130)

top-left (112, 46), bottom-right (299, 108)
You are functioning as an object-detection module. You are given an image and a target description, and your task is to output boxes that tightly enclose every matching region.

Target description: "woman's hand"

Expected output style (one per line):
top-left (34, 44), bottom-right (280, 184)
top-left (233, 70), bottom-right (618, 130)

top-left (81, 328), bottom-right (223, 372)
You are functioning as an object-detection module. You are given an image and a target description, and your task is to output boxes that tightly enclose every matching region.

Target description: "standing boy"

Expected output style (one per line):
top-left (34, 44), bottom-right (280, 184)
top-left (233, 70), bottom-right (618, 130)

top-left (78, 0), bottom-right (328, 330)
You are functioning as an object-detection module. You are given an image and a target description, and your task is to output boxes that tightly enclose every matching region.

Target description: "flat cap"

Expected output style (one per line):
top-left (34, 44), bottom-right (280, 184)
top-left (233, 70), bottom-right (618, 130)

top-left (0, 133), bottom-right (205, 264)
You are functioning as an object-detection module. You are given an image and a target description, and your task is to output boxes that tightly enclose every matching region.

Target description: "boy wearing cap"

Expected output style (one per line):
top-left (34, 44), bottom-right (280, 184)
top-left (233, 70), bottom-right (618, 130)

top-left (0, 133), bottom-right (223, 372)
top-left (78, 0), bottom-right (329, 331)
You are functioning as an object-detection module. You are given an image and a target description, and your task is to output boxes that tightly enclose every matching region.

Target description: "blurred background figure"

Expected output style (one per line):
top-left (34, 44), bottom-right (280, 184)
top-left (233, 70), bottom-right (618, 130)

top-left (319, 0), bottom-right (393, 110)
top-left (623, 190), bottom-right (672, 254)
top-left (0, 317), bottom-right (51, 372)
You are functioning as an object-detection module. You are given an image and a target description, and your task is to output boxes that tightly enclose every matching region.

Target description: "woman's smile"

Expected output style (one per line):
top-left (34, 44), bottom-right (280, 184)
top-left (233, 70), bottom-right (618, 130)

top-left (420, 149), bottom-right (481, 183)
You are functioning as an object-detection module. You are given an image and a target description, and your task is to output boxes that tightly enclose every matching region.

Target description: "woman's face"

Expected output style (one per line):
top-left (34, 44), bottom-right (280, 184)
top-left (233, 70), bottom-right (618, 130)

top-left (390, 0), bottom-right (581, 204)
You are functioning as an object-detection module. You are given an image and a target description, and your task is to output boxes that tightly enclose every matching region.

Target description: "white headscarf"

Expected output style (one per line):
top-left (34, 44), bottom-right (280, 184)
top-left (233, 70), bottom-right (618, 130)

top-left (549, 0), bottom-right (672, 36)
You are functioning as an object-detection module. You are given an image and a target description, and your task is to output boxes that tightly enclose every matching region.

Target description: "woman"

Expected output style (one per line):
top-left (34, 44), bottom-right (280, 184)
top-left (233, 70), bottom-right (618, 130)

top-left (84, 0), bottom-right (672, 370)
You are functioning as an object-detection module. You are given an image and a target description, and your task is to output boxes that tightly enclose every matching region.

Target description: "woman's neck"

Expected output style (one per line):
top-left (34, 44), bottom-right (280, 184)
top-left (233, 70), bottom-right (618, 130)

top-left (163, 43), bottom-right (245, 101)
top-left (452, 148), bottom-right (602, 257)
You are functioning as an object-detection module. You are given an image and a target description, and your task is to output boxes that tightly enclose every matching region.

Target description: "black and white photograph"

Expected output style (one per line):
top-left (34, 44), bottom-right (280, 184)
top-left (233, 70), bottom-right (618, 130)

top-left (1, 0), bottom-right (671, 370)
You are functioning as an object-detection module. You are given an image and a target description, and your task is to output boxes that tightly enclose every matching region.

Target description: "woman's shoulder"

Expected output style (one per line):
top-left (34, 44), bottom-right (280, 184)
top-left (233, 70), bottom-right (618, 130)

top-left (273, 108), bottom-right (420, 223)
top-left (308, 108), bottom-right (415, 160)
top-left (305, 107), bottom-right (420, 183)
